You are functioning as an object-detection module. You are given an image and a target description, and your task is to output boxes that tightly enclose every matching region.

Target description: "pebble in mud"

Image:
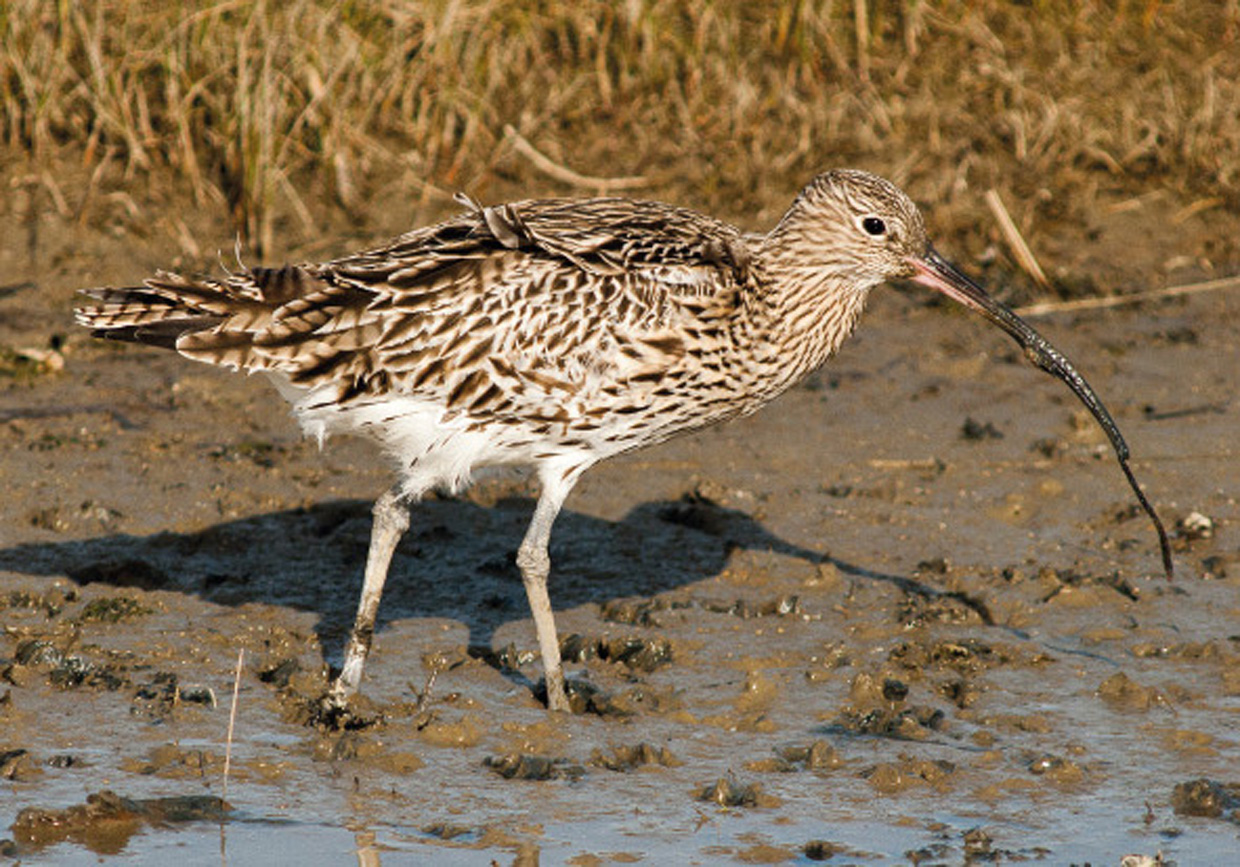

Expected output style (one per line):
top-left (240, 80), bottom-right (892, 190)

top-left (0, 748), bottom-right (40, 781)
top-left (418, 715), bottom-right (485, 749)
top-left (120, 744), bottom-right (226, 780)
top-left (881, 677), bottom-right (910, 701)
top-left (1096, 672), bottom-right (1172, 711)
top-left (1175, 511), bottom-right (1214, 542)
top-left (45, 753), bottom-right (84, 769)
top-left (838, 705), bottom-right (947, 740)
top-left (747, 740), bottom-right (843, 774)
top-left (529, 675), bottom-right (681, 718)
top-left (307, 731), bottom-right (423, 774)
top-left (1037, 567), bottom-right (1143, 604)
top-left (803, 840), bottom-right (845, 861)
top-left (484, 753), bottom-right (585, 782)
top-left (1199, 553), bottom-right (1233, 580)
top-left (1119, 855), bottom-right (1166, 867)
top-left (1170, 778), bottom-right (1240, 819)
top-left (599, 596), bottom-right (686, 627)
top-left (960, 416), bottom-right (1004, 440)
top-left (656, 490), bottom-right (738, 536)
top-left (830, 671), bottom-right (946, 741)
top-left (781, 740), bottom-right (843, 772)
top-left (420, 823), bottom-right (474, 842)
top-left (862, 755), bottom-right (955, 794)
top-left (589, 742), bottom-right (682, 771)
top-left (1027, 754), bottom-right (1085, 786)
top-left (558, 633), bottom-right (673, 672)
top-left (804, 641), bottom-right (851, 682)
top-left (12, 639), bottom-right (62, 668)
top-left (936, 677), bottom-right (983, 710)
top-left (962, 827), bottom-right (994, 859)
top-left (312, 731), bottom-right (380, 763)
top-left (467, 642), bottom-right (536, 671)
top-left (257, 657), bottom-right (303, 689)
top-left (696, 776), bottom-right (780, 809)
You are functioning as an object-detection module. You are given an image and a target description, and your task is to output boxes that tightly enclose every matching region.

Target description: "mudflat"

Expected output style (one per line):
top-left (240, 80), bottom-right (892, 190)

top-left (1, 193), bottom-right (1236, 861)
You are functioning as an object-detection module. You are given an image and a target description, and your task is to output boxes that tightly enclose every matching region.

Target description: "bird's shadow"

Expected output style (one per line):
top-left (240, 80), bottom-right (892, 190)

top-left (0, 493), bottom-right (953, 690)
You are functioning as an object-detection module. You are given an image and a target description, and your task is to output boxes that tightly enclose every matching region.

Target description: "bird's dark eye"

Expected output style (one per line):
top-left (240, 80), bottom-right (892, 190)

top-left (861, 216), bottom-right (886, 236)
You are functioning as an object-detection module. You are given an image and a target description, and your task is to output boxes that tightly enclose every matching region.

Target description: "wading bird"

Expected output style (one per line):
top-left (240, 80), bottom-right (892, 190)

top-left (76, 170), bottom-right (1172, 713)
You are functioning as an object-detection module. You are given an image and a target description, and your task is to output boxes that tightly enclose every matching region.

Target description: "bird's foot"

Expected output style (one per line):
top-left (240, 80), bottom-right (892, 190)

top-left (545, 676), bottom-right (570, 713)
top-left (304, 681), bottom-right (380, 732)
top-left (538, 673), bottom-right (597, 714)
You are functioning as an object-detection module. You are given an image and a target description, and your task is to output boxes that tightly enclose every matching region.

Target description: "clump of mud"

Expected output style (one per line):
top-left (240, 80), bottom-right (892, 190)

top-left (697, 776), bottom-right (781, 809)
top-left (1171, 779), bottom-right (1240, 820)
top-left (9, 790), bottom-right (227, 855)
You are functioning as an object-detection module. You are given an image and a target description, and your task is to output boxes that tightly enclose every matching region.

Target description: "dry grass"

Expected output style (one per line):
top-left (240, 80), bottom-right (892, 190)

top-left (1, 0), bottom-right (1237, 279)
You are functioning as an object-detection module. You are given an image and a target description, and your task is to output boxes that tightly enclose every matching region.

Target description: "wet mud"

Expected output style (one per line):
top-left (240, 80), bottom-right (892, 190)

top-left (1, 223), bottom-right (1239, 863)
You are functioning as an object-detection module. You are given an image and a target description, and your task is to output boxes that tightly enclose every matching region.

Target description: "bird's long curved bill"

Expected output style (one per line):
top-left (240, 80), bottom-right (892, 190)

top-left (907, 247), bottom-right (1173, 580)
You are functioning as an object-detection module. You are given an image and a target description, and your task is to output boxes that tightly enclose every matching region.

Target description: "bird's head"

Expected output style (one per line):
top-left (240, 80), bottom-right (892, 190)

top-left (772, 169), bottom-right (1048, 352)
top-left (765, 168), bottom-right (929, 291)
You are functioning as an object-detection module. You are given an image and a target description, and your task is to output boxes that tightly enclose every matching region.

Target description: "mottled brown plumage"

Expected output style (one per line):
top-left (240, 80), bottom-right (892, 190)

top-left (76, 169), bottom-right (1171, 713)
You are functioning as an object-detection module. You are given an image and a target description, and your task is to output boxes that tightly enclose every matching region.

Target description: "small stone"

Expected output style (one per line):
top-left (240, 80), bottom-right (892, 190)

top-left (1171, 778), bottom-right (1230, 818)
top-left (1177, 511), bottom-right (1213, 541)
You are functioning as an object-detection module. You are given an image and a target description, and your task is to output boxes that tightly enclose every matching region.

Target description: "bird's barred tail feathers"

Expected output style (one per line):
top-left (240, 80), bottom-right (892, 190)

top-left (74, 268), bottom-right (308, 370)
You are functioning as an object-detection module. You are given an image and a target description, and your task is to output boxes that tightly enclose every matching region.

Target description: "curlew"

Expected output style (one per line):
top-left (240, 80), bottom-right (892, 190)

top-left (75, 170), bottom-right (1172, 714)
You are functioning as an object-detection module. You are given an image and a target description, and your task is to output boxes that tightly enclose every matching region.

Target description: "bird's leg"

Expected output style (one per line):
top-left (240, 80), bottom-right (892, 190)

top-left (328, 487), bottom-right (410, 707)
top-left (516, 467), bottom-right (582, 713)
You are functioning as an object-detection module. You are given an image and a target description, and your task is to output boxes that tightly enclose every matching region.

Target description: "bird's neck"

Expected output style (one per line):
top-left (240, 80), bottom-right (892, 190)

top-left (745, 248), bottom-right (873, 387)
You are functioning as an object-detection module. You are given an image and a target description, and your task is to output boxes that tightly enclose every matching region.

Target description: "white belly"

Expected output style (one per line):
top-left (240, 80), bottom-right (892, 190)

top-left (266, 374), bottom-right (597, 498)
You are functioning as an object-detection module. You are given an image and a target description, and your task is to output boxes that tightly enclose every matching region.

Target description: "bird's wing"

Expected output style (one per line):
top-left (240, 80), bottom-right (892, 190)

top-left (166, 197), bottom-right (753, 414)
top-left (331, 195), bottom-right (751, 299)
